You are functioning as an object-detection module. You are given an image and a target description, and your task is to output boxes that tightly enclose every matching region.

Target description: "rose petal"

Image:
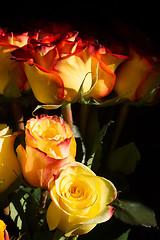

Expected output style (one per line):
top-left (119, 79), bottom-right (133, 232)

top-left (86, 56), bottom-right (116, 98)
top-left (47, 162), bottom-right (117, 235)
top-left (0, 220), bottom-right (6, 240)
top-left (16, 144), bottom-right (75, 188)
top-left (135, 71), bottom-right (160, 102)
top-left (114, 49), bottom-right (152, 101)
top-left (0, 133), bottom-right (21, 193)
top-left (25, 115), bottom-right (76, 159)
top-left (53, 47), bottom-right (92, 102)
top-left (65, 206), bottom-right (114, 237)
top-left (46, 201), bottom-right (61, 231)
top-left (25, 62), bottom-right (64, 104)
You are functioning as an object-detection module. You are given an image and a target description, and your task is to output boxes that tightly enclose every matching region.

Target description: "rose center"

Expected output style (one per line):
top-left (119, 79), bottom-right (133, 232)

top-left (69, 184), bottom-right (84, 198)
top-left (32, 120), bottom-right (64, 140)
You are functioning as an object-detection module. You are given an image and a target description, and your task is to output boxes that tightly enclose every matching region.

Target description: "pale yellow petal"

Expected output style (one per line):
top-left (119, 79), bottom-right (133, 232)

top-left (53, 53), bottom-right (92, 101)
top-left (0, 135), bottom-right (21, 193)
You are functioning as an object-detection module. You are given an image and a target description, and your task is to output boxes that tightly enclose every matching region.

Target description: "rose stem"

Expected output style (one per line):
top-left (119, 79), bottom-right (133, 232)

top-left (80, 104), bottom-right (90, 137)
top-left (105, 103), bottom-right (130, 169)
top-left (68, 236), bottom-right (79, 240)
top-left (61, 102), bottom-right (73, 130)
top-left (39, 189), bottom-right (48, 215)
top-left (11, 101), bottom-right (25, 131)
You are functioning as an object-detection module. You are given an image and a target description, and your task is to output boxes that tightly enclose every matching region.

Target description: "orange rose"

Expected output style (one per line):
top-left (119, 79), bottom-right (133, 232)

top-left (0, 29), bottom-right (29, 97)
top-left (11, 30), bottom-right (126, 104)
top-left (16, 115), bottom-right (76, 188)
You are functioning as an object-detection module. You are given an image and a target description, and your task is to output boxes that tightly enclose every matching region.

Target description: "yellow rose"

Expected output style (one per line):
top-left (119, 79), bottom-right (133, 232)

top-left (114, 48), bottom-right (160, 102)
top-left (11, 30), bottom-right (126, 104)
top-left (16, 115), bottom-right (76, 189)
top-left (47, 162), bottom-right (117, 237)
top-left (0, 30), bottom-right (29, 97)
top-left (0, 220), bottom-right (6, 240)
top-left (0, 124), bottom-right (21, 193)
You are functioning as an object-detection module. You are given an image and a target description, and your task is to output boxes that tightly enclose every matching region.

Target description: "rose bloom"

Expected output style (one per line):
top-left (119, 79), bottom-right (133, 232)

top-left (16, 115), bottom-right (76, 188)
top-left (11, 30), bottom-right (127, 104)
top-left (114, 48), bottom-right (160, 102)
top-left (0, 29), bottom-right (29, 97)
top-left (0, 220), bottom-right (9, 240)
top-left (0, 124), bottom-right (21, 193)
top-left (47, 162), bottom-right (117, 237)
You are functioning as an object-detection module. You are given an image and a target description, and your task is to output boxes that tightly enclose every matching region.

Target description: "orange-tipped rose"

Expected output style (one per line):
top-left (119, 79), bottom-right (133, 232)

top-left (114, 48), bottom-right (160, 102)
top-left (0, 220), bottom-right (6, 240)
top-left (47, 162), bottom-right (117, 237)
top-left (0, 30), bottom-right (29, 97)
top-left (0, 220), bottom-right (9, 240)
top-left (11, 30), bottom-right (127, 104)
top-left (0, 124), bottom-right (21, 193)
top-left (16, 115), bottom-right (76, 188)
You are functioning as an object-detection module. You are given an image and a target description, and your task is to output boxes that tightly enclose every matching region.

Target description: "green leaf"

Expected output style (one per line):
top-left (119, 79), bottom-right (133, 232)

top-left (108, 142), bottom-right (141, 175)
top-left (25, 190), bottom-right (43, 235)
top-left (10, 192), bottom-right (31, 239)
top-left (32, 104), bottom-right (62, 117)
top-left (113, 198), bottom-right (157, 227)
top-left (73, 124), bottom-right (86, 164)
top-left (91, 94), bottom-right (125, 107)
top-left (33, 230), bottom-right (54, 240)
top-left (115, 229), bottom-right (131, 240)
top-left (53, 229), bottom-right (65, 240)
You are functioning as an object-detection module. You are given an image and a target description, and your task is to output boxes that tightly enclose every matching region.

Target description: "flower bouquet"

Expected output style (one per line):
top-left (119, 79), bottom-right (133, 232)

top-left (0, 23), bottom-right (159, 240)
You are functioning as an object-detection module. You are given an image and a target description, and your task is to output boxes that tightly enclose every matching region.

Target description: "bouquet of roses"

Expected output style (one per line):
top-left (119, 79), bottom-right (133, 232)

top-left (0, 23), bottom-right (158, 240)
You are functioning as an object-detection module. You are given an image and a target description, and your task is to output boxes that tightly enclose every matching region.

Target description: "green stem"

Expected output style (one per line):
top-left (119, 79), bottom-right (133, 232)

top-left (80, 104), bottom-right (90, 138)
top-left (61, 102), bottom-right (73, 130)
top-left (11, 101), bottom-right (24, 131)
top-left (68, 236), bottom-right (78, 240)
top-left (108, 103), bottom-right (130, 154)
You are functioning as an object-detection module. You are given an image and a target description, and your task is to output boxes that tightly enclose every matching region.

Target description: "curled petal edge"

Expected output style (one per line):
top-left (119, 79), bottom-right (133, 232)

top-left (65, 205), bottom-right (115, 237)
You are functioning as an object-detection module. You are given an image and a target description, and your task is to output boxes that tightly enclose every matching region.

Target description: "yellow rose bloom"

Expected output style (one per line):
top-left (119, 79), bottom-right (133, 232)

top-left (0, 124), bottom-right (21, 193)
top-left (114, 48), bottom-right (160, 102)
top-left (0, 220), bottom-right (6, 240)
top-left (0, 30), bottom-right (29, 96)
top-left (47, 162), bottom-right (117, 237)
